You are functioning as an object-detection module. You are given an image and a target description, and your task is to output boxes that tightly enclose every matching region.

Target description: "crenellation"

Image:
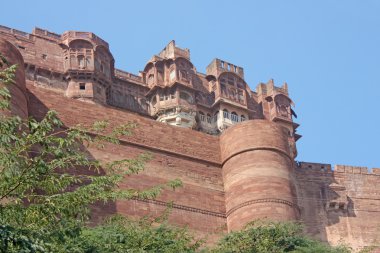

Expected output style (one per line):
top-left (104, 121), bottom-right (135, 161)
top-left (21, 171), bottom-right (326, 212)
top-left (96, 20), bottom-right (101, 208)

top-left (1, 25), bottom-right (379, 252)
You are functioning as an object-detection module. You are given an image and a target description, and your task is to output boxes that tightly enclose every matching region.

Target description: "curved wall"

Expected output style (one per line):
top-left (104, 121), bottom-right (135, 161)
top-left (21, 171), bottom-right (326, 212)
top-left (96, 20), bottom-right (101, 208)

top-left (0, 38), bottom-right (28, 118)
top-left (220, 120), bottom-right (299, 231)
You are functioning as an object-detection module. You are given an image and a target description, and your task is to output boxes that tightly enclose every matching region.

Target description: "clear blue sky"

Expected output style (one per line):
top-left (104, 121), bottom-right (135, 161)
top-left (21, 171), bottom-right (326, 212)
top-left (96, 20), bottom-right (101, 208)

top-left (1, 0), bottom-right (379, 169)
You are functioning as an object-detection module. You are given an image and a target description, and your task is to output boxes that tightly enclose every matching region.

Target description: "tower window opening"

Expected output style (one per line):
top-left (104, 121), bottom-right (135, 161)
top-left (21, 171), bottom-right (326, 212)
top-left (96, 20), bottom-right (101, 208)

top-left (79, 83), bottom-right (86, 90)
top-left (241, 115), bottom-right (246, 121)
top-left (78, 55), bottom-right (85, 68)
top-left (179, 91), bottom-right (193, 103)
top-left (234, 66), bottom-right (237, 72)
top-left (231, 112), bottom-right (239, 122)
top-left (220, 61), bottom-right (224, 68)
top-left (199, 111), bottom-right (205, 122)
top-left (206, 114), bottom-right (211, 123)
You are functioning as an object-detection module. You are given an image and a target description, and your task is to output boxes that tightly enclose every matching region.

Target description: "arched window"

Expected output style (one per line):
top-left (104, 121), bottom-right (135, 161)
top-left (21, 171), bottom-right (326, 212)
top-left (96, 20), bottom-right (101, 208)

top-left (223, 109), bottom-right (229, 119)
top-left (199, 111), bottom-right (205, 122)
top-left (78, 55), bottom-right (85, 68)
top-left (241, 115), bottom-right (246, 121)
top-left (206, 114), bottom-right (211, 124)
top-left (148, 74), bottom-right (154, 85)
top-left (169, 69), bottom-right (176, 82)
top-left (179, 91), bottom-right (193, 103)
top-left (231, 112), bottom-right (239, 122)
top-left (86, 56), bottom-right (92, 67)
top-left (179, 70), bottom-right (188, 80)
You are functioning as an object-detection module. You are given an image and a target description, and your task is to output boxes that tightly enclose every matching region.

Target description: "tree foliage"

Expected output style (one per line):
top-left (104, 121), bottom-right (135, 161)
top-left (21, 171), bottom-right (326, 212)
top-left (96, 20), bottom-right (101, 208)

top-left (212, 220), bottom-right (351, 253)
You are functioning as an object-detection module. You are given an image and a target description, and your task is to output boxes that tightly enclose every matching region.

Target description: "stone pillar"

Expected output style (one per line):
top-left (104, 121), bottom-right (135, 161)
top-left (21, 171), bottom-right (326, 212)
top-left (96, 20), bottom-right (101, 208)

top-left (220, 120), bottom-right (299, 231)
top-left (0, 38), bottom-right (28, 118)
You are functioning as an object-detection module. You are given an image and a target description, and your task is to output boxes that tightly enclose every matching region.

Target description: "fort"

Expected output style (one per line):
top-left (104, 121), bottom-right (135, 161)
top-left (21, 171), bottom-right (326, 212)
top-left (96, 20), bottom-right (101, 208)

top-left (0, 25), bottom-right (379, 251)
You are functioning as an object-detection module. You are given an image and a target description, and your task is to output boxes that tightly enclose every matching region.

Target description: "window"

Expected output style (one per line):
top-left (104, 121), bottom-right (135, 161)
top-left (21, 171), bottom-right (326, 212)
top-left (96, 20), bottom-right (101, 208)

top-left (220, 61), bottom-right (224, 68)
top-left (199, 111), bottom-right (206, 122)
top-left (228, 77), bottom-right (235, 86)
top-left (179, 91), bottom-right (193, 103)
top-left (227, 64), bottom-right (231, 71)
top-left (179, 70), bottom-right (188, 80)
top-left (206, 114), bottom-right (211, 124)
top-left (223, 109), bottom-right (229, 119)
top-left (86, 56), bottom-right (92, 67)
top-left (78, 55), bottom-right (85, 68)
top-left (170, 69), bottom-right (176, 82)
top-left (79, 83), bottom-right (86, 90)
top-left (241, 115), bottom-right (246, 121)
top-left (42, 54), bottom-right (47, 60)
top-left (231, 112), bottom-right (239, 122)
top-left (234, 66), bottom-right (237, 72)
top-left (148, 74), bottom-right (154, 85)
top-left (70, 55), bottom-right (76, 67)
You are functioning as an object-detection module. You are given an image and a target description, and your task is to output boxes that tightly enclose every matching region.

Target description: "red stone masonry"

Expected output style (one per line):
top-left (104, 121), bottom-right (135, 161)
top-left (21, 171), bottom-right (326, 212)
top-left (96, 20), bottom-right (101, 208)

top-left (1, 26), bottom-right (379, 251)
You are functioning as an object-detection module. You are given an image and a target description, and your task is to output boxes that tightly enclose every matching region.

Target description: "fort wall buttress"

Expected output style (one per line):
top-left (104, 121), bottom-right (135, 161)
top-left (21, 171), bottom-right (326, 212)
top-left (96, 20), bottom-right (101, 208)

top-left (220, 120), bottom-right (299, 231)
top-left (0, 38), bottom-right (28, 118)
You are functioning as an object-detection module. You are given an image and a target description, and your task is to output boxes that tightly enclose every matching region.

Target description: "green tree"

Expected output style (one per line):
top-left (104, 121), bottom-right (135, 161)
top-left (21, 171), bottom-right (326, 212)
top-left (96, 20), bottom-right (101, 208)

top-left (212, 221), bottom-right (351, 253)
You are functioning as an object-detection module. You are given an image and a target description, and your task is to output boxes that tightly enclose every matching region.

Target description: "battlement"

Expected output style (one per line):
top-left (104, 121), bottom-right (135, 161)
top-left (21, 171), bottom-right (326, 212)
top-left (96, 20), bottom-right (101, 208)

top-left (206, 58), bottom-right (244, 79)
top-left (296, 162), bottom-right (380, 175)
top-left (33, 27), bottom-right (61, 41)
top-left (334, 165), bottom-right (380, 175)
top-left (0, 25), bottom-right (31, 39)
top-left (158, 40), bottom-right (190, 60)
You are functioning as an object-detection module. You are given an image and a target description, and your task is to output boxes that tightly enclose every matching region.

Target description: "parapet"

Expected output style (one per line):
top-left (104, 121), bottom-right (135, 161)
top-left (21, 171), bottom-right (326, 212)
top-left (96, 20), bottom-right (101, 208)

top-left (61, 30), bottom-right (109, 50)
top-left (334, 165), bottom-right (380, 175)
top-left (206, 58), bottom-right (244, 80)
top-left (296, 162), bottom-right (332, 173)
top-left (296, 162), bottom-right (380, 175)
top-left (158, 40), bottom-right (190, 60)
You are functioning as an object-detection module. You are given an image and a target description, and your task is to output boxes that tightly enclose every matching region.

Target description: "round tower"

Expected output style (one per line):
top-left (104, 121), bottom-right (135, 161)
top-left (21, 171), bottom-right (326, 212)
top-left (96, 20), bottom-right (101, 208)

top-left (0, 38), bottom-right (28, 118)
top-left (220, 120), bottom-right (299, 231)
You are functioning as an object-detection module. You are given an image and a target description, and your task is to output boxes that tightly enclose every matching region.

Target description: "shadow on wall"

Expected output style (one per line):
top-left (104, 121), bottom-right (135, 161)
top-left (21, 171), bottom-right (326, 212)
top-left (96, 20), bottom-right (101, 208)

top-left (27, 90), bottom-right (118, 224)
top-left (295, 162), bottom-right (356, 243)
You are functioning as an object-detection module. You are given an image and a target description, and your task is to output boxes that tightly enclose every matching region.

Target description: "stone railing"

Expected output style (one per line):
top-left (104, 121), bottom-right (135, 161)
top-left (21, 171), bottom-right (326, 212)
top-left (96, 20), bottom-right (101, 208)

top-left (61, 31), bottom-right (109, 49)
top-left (114, 69), bottom-right (143, 83)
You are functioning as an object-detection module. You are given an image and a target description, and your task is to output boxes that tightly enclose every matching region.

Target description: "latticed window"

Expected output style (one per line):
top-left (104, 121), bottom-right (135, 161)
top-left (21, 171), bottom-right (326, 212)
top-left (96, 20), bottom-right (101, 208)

top-left (231, 112), bottom-right (239, 122)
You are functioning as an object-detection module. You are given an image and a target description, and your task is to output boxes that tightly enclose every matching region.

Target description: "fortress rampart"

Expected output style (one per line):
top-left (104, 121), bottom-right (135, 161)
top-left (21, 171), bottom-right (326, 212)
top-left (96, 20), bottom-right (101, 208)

top-left (1, 26), bottom-right (379, 251)
top-left (220, 120), bottom-right (298, 231)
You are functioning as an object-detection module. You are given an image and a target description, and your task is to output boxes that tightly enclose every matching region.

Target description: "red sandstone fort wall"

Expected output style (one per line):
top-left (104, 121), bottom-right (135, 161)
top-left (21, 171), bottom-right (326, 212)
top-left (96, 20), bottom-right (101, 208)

top-left (27, 82), bottom-right (226, 239)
